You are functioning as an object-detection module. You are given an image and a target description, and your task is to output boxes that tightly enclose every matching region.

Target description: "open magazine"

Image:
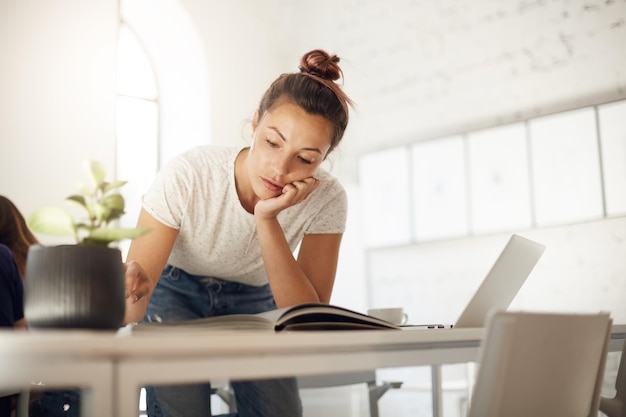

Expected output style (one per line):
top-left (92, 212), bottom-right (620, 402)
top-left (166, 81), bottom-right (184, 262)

top-left (130, 303), bottom-right (401, 333)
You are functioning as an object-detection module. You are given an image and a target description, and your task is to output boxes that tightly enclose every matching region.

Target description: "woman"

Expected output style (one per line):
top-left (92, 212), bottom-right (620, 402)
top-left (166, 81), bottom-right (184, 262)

top-left (0, 195), bottom-right (39, 277)
top-left (0, 196), bottom-right (31, 417)
top-left (0, 196), bottom-right (33, 330)
top-left (0, 244), bottom-right (25, 329)
top-left (123, 49), bottom-right (353, 417)
top-left (0, 243), bottom-right (26, 417)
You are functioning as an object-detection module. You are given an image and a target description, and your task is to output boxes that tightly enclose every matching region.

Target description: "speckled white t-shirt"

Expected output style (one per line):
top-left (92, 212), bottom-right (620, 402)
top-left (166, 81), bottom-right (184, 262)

top-left (142, 145), bottom-right (348, 286)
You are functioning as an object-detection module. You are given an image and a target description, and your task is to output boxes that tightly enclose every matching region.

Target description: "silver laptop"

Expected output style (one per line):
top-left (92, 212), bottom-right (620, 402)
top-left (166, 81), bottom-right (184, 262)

top-left (409, 234), bottom-right (546, 329)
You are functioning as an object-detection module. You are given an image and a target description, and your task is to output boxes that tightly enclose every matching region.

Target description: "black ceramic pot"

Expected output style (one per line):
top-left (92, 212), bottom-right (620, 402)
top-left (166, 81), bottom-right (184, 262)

top-left (24, 244), bottom-right (126, 330)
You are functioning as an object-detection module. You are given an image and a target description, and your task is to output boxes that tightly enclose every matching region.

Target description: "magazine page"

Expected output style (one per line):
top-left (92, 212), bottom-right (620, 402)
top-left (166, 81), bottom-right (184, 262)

top-left (129, 313), bottom-right (275, 333)
top-left (271, 303), bottom-right (400, 331)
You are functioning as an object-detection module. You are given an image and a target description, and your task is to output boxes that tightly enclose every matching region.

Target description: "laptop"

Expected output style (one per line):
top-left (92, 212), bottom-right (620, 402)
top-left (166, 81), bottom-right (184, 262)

top-left (407, 234), bottom-right (546, 329)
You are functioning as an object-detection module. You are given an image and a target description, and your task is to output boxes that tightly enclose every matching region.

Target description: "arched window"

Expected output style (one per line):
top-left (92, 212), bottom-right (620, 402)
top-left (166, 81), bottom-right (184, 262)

top-left (116, 22), bottom-right (159, 252)
top-left (115, 0), bottom-right (210, 257)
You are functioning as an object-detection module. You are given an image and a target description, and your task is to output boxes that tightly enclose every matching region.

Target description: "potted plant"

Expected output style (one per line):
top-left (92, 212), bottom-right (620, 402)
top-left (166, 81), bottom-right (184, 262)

top-left (25, 160), bottom-right (150, 330)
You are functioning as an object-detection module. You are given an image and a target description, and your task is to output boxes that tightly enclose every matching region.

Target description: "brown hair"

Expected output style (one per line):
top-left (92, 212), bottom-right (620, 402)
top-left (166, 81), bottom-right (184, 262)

top-left (257, 49), bottom-right (354, 154)
top-left (0, 195), bottom-right (39, 277)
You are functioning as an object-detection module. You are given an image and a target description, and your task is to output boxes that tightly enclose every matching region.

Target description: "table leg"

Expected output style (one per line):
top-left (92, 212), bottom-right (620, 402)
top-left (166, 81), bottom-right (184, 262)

top-left (0, 359), bottom-right (113, 417)
top-left (115, 365), bottom-right (142, 417)
top-left (431, 364), bottom-right (442, 417)
top-left (80, 363), bottom-right (114, 417)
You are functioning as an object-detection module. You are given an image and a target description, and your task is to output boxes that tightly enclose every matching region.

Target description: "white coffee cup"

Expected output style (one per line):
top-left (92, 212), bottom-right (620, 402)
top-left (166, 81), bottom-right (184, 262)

top-left (367, 307), bottom-right (408, 325)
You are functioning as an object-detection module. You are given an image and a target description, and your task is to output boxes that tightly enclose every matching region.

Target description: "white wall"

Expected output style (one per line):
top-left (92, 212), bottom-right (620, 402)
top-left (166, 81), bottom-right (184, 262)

top-left (277, 0), bottom-right (626, 319)
top-left (0, 0), bottom-right (288, 215)
top-left (176, 0), bottom-right (288, 148)
top-left (280, 0), bottom-right (626, 180)
top-left (121, 0), bottom-right (289, 166)
top-left (0, 0), bottom-right (119, 231)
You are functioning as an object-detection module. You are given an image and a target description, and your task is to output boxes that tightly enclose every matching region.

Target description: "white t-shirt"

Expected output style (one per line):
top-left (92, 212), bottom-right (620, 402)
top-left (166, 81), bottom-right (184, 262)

top-left (142, 145), bottom-right (348, 286)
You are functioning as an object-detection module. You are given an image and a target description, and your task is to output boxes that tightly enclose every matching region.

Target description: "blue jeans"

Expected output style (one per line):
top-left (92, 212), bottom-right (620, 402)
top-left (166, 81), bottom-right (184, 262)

top-left (143, 265), bottom-right (302, 417)
top-left (29, 389), bottom-right (80, 417)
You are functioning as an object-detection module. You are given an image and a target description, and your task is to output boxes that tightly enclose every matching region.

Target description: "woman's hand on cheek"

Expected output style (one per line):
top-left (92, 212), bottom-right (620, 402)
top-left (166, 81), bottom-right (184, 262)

top-left (255, 177), bottom-right (320, 218)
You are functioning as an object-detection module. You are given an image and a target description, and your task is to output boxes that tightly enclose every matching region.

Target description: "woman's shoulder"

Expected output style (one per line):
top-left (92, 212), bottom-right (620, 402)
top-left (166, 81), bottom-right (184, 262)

top-left (173, 145), bottom-right (239, 168)
top-left (0, 243), bottom-right (13, 263)
top-left (0, 244), bottom-right (20, 281)
top-left (163, 145), bottom-right (241, 176)
top-left (316, 166), bottom-right (345, 194)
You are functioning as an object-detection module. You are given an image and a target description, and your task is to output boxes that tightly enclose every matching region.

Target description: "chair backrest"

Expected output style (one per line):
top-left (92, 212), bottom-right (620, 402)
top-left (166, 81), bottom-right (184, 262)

top-left (468, 310), bottom-right (612, 417)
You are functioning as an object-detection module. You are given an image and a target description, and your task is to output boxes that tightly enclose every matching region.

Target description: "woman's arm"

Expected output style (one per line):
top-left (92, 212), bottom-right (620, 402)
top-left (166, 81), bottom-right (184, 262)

top-left (253, 176), bottom-right (344, 307)
top-left (296, 233), bottom-right (342, 303)
top-left (123, 208), bottom-right (179, 324)
top-left (255, 213), bottom-right (342, 307)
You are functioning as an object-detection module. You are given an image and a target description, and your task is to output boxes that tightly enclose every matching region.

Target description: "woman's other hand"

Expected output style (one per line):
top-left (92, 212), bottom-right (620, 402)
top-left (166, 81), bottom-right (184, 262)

top-left (123, 260), bottom-right (152, 324)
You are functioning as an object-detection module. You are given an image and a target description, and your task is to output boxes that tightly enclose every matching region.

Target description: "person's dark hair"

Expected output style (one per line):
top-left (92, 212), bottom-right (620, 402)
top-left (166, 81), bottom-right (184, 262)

top-left (0, 195), bottom-right (39, 277)
top-left (257, 49), bottom-right (354, 154)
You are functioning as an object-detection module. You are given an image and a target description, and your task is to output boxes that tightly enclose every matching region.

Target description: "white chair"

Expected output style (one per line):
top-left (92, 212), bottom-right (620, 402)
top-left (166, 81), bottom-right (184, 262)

top-left (468, 310), bottom-right (612, 417)
top-left (600, 336), bottom-right (626, 417)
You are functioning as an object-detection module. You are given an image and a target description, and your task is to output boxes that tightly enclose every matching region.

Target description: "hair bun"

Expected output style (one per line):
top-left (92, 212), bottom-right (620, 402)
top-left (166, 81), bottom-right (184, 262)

top-left (299, 49), bottom-right (342, 82)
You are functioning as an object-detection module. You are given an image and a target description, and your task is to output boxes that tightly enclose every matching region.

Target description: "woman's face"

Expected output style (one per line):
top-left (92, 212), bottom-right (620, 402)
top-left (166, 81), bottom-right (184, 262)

top-left (247, 101), bottom-right (333, 200)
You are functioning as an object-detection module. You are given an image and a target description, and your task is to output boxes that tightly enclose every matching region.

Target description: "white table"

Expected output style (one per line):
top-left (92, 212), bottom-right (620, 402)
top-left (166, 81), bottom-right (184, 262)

top-left (0, 324), bottom-right (624, 417)
top-left (0, 330), bottom-right (117, 417)
top-left (114, 326), bottom-right (485, 416)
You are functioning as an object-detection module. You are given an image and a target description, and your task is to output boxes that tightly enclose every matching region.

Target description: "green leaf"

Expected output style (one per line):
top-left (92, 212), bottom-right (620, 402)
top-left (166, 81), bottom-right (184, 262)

top-left (84, 160), bottom-right (107, 190)
top-left (66, 195), bottom-right (87, 210)
top-left (75, 182), bottom-right (91, 195)
top-left (80, 238), bottom-right (112, 247)
top-left (75, 222), bottom-right (95, 232)
top-left (88, 227), bottom-right (151, 244)
top-left (92, 203), bottom-right (109, 224)
top-left (103, 180), bottom-right (128, 194)
top-left (27, 207), bottom-right (76, 237)
top-left (29, 160), bottom-right (148, 246)
top-left (102, 194), bottom-right (125, 211)
top-left (99, 194), bottom-right (124, 223)
top-left (104, 209), bottom-right (125, 224)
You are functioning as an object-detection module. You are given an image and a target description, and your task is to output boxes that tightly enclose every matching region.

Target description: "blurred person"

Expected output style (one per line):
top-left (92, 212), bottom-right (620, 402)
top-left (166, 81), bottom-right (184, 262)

top-left (0, 244), bottom-right (26, 328)
top-left (0, 195), bottom-right (39, 277)
top-left (0, 196), bottom-right (39, 416)
top-left (0, 243), bottom-right (26, 417)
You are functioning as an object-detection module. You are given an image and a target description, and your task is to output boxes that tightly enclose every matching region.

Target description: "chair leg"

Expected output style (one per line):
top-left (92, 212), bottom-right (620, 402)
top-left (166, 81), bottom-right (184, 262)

top-left (16, 390), bottom-right (29, 417)
top-left (599, 340), bottom-right (626, 417)
top-left (213, 386), bottom-right (236, 412)
top-left (367, 383), bottom-right (382, 417)
top-left (368, 379), bottom-right (403, 417)
top-left (599, 397), bottom-right (623, 417)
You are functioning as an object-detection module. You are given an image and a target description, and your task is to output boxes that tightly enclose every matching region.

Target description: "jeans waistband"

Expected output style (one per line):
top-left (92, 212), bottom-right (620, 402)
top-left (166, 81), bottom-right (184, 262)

top-left (163, 264), bottom-right (268, 294)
